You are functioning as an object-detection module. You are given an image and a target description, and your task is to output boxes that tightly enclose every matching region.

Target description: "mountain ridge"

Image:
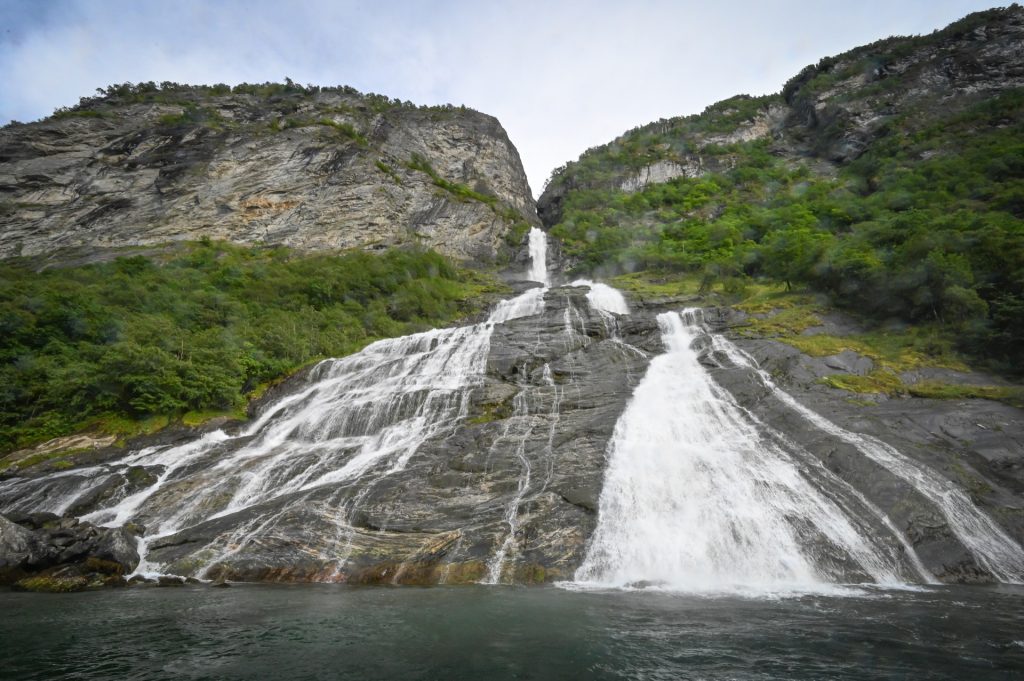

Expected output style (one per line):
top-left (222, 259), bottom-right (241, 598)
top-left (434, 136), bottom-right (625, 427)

top-left (0, 82), bottom-right (538, 266)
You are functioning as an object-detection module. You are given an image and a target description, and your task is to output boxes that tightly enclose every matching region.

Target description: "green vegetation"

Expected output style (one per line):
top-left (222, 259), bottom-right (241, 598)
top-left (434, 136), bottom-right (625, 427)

top-left (405, 153), bottom-right (532, 247)
top-left (547, 86), bottom-right (1024, 373)
top-left (156, 104), bottom-right (229, 130)
top-left (375, 160), bottom-right (403, 185)
top-left (12, 575), bottom-right (89, 593)
top-left (52, 109), bottom-right (107, 120)
top-left (32, 80), bottom-right (479, 130)
top-left (821, 371), bottom-right (1023, 407)
top-left (406, 153), bottom-right (497, 205)
top-left (0, 241), bottom-right (505, 453)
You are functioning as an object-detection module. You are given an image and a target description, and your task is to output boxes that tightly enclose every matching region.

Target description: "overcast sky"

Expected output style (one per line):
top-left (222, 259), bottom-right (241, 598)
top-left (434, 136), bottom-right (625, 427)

top-left (0, 0), bottom-right (1001, 195)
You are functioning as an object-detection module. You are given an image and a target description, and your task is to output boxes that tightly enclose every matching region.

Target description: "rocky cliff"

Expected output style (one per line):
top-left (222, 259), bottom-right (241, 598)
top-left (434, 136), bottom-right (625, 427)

top-left (538, 4), bottom-right (1024, 225)
top-left (2, 284), bottom-right (1021, 587)
top-left (0, 83), bottom-right (538, 264)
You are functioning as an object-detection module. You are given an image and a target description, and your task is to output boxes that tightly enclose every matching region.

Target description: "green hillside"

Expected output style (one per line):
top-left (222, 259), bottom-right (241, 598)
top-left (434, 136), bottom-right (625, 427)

top-left (541, 6), bottom-right (1024, 373)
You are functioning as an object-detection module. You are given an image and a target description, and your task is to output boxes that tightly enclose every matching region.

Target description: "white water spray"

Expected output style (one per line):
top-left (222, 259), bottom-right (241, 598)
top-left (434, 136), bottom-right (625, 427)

top-left (570, 279), bottom-right (629, 315)
top-left (706, 330), bottom-right (1024, 584)
top-left (575, 310), bottom-right (928, 592)
top-left (67, 237), bottom-right (554, 576)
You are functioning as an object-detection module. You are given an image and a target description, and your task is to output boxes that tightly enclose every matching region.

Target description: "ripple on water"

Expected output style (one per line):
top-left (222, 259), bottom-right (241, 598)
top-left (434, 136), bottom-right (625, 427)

top-left (1, 584), bottom-right (1023, 680)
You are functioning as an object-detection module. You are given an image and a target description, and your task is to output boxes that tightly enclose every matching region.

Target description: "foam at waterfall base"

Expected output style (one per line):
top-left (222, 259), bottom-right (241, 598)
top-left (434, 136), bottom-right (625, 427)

top-left (569, 278), bottom-right (629, 315)
top-left (557, 578), bottom-right (875, 599)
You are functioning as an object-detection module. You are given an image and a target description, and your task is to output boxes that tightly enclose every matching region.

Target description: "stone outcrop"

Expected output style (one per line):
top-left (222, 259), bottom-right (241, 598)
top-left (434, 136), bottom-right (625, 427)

top-left (0, 512), bottom-right (139, 590)
top-left (696, 308), bottom-right (1024, 584)
top-left (0, 85), bottom-right (538, 265)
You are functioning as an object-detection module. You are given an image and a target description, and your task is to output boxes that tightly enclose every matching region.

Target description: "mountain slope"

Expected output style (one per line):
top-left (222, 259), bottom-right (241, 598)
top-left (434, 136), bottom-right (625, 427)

top-left (538, 5), bottom-right (1024, 372)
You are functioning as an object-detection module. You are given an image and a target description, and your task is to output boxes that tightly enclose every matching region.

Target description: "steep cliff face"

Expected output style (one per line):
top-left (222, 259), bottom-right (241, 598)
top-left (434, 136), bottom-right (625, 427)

top-left (0, 84), bottom-right (538, 264)
top-left (536, 5), bottom-right (1024, 375)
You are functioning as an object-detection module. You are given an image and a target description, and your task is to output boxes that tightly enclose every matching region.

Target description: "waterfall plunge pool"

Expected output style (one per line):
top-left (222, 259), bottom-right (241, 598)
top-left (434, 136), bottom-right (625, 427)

top-left (2, 583), bottom-right (1023, 680)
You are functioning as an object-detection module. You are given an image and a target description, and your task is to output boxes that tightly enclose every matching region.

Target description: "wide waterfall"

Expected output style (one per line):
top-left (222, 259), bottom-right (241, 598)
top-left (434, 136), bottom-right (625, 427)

top-left (2, 228), bottom-right (1021, 589)
top-left (0, 227), bottom-right (554, 578)
top-left (576, 309), bottom-right (1024, 592)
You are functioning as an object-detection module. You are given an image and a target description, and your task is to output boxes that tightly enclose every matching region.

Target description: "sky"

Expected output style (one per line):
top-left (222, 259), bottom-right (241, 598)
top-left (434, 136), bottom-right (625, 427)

top-left (0, 0), bottom-right (1003, 195)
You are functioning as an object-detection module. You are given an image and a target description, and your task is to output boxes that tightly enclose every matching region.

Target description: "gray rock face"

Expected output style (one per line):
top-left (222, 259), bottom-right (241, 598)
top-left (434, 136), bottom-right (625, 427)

top-left (0, 512), bottom-right (139, 584)
top-left (0, 514), bottom-right (51, 579)
top-left (145, 289), bottom-right (657, 584)
top-left (0, 87), bottom-right (538, 264)
top-left (0, 286), bottom-right (657, 584)
top-left (0, 293), bottom-right (1021, 585)
top-left (697, 309), bottom-right (1024, 583)
top-left (781, 5), bottom-right (1024, 163)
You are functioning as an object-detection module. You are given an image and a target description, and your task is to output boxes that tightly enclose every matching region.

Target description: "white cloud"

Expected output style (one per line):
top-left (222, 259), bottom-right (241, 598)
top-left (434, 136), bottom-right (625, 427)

top-left (0, 0), bottom-right (1000, 195)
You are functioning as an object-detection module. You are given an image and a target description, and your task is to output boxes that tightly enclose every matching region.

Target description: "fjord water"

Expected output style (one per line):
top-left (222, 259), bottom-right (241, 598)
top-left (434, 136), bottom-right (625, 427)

top-left (2, 584), bottom-right (1023, 680)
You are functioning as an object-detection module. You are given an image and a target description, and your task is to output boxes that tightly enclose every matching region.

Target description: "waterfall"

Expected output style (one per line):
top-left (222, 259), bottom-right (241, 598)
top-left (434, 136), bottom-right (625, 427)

top-left (0, 235), bottom-right (553, 578)
top-left (575, 310), bottom-right (916, 592)
top-left (704, 328), bottom-right (1024, 584)
top-left (577, 307), bottom-right (1024, 591)
top-left (569, 279), bottom-right (629, 315)
top-left (528, 227), bottom-right (550, 286)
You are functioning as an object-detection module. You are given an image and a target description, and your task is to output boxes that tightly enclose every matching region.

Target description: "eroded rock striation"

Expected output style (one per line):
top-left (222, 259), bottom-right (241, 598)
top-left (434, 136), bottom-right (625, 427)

top-left (1, 287), bottom-right (1021, 585)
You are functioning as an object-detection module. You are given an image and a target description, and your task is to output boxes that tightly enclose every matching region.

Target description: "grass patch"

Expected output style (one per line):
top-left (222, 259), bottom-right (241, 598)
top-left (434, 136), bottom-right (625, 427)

top-left (468, 399), bottom-right (514, 425)
top-left (375, 160), bottom-right (403, 184)
top-left (181, 408), bottom-right (247, 428)
top-left (907, 381), bottom-right (1024, 407)
top-left (406, 154), bottom-right (497, 205)
top-left (90, 414), bottom-right (171, 445)
top-left (783, 328), bottom-right (967, 372)
top-left (734, 287), bottom-right (970, 373)
top-left (608, 271), bottom-right (703, 298)
top-left (822, 371), bottom-right (1023, 407)
top-left (318, 118), bottom-right (368, 145)
top-left (822, 370), bottom-right (904, 395)
top-left (53, 109), bottom-right (107, 120)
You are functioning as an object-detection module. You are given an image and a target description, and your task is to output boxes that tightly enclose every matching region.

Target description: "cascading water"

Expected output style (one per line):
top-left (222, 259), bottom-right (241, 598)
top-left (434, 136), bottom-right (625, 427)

top-left (574, 310), bottom-right (918, 592)
top-left (704, 328), bottom-right (1024, 584)
top-left (528, 226), bottom-right (550, 286)
top-left (576, 307), bottom-right (1024, 591)
top-left (0, 228), bottom-right (555, 579)
top-left (569, 279), bottom-right (629, 316)
top-left (3, 222), bottom-right (1020, 589)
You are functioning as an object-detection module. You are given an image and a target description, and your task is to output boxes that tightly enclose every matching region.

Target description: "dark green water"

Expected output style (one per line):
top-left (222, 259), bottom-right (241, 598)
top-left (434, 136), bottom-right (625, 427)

top-left (1, 584), bottom-right (1022, 680)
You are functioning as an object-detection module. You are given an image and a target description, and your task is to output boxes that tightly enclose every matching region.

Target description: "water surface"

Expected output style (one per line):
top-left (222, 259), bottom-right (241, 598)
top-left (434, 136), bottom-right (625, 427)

top-left (2, 584), bottom-right (1022, 680)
